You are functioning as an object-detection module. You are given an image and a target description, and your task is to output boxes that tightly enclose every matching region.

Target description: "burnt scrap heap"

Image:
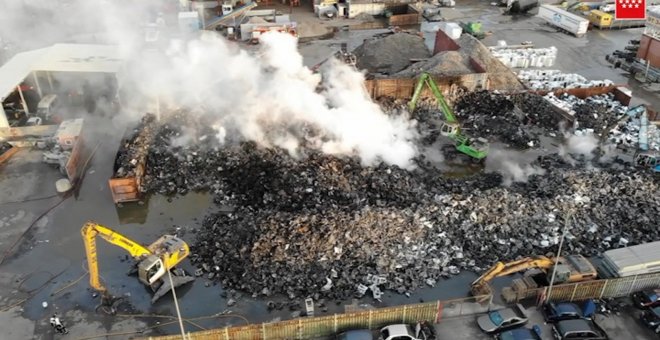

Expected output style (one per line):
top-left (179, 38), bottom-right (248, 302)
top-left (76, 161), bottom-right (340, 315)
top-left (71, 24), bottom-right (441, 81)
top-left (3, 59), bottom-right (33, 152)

top-left (116, 114), bottom-right (660, 301)
top-left (113, 91), bottom-right (659, 301)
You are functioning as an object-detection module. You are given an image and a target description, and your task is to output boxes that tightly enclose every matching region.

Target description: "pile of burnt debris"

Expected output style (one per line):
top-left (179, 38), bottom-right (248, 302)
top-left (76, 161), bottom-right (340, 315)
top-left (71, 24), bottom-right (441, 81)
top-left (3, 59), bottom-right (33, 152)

top-left (189, 147), bottom-right (659, 301)
top-left (113, 94), bottom-right (659, 302)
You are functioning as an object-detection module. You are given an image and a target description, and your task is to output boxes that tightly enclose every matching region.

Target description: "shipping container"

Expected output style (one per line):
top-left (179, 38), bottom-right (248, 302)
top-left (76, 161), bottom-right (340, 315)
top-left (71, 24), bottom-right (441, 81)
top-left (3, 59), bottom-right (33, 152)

top-left (588, 10), bottom-right (646, 29)
top-left (638, 34), bottom-right (660, 69)
top-left (598, 241), bottom-right (660, 278)
top-left (537, 5), bottom-right (589, 37)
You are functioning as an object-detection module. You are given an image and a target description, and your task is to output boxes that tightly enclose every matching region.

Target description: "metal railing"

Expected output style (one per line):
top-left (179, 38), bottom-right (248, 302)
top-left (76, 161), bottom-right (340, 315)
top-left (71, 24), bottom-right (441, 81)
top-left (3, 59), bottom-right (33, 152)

top-left (143, 295), bottom-right (492, 340)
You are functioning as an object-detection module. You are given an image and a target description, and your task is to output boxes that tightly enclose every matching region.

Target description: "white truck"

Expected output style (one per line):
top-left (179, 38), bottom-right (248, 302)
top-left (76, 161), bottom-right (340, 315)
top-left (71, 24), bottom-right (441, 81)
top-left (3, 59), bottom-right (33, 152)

top-left (537, 5), bottom-right (589, 37)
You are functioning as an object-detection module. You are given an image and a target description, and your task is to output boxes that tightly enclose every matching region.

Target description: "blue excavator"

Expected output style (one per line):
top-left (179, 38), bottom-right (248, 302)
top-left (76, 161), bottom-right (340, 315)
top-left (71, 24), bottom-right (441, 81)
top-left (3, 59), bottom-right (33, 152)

top-left (408, 72), bottom-right (489, 160)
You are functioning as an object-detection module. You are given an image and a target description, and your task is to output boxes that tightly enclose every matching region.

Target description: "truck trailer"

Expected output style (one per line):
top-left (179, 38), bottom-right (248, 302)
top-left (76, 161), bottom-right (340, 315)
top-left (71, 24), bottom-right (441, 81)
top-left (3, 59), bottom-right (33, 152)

top-left (537, 5), bottom-right (589, 37)
top-left (598, 241), bottom-right (660, 278)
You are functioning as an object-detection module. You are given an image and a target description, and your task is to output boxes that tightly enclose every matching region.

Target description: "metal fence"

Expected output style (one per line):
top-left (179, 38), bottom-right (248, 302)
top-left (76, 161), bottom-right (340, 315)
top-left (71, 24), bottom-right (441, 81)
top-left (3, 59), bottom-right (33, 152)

top-left (511, 272), bottom-right (660, 304)
top-left (143, 295), bottom-right (491, 340)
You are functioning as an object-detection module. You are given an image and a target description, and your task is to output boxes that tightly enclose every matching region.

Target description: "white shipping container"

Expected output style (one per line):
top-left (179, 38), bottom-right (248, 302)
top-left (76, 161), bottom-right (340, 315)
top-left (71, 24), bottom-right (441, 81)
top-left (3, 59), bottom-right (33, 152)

top-left (537, 5), bottom-right (589, 37)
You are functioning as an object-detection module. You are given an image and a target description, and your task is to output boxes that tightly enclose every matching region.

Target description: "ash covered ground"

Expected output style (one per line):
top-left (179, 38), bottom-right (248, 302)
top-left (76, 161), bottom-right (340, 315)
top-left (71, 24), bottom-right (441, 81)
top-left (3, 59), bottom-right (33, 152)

top-left (115, 92), bottom-right (660, 302)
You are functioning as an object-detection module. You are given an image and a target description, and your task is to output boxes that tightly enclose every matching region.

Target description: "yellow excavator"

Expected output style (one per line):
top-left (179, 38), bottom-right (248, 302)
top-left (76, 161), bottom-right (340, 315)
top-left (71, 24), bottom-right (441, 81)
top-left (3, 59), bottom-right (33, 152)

top-left (471, 254), bottom-right (597, 298)
top-left (81, 221), bottom-right (194, 311)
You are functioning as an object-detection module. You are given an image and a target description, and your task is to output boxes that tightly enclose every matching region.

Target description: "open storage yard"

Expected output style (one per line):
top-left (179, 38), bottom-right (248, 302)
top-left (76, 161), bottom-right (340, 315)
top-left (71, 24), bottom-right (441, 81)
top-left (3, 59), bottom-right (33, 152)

top-left (0, 0), bottom-right (659, 339)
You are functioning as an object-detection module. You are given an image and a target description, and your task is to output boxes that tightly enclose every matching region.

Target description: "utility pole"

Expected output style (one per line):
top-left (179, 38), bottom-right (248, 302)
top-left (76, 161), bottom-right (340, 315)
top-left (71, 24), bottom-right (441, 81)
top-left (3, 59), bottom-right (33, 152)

top-left (546, 209), bottom-right (572, 303)
top-left (166, 269), bottom-right (187, 340)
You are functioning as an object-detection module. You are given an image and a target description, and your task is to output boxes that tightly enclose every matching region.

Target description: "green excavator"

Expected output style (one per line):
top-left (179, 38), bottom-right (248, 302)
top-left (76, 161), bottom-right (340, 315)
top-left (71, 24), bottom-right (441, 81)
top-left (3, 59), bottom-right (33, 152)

top-left (408, 72), bottom-right (489, 160)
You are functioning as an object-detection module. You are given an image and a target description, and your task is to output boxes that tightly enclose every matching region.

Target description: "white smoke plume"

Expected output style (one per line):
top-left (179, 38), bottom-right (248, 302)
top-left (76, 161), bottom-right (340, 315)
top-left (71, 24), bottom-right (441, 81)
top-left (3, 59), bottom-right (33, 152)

top-left (558, 133), bottom-right (599, 165)
top-left (486, 148), bottom-right (545, 186)
top-left (0, 1), bottom-right (419, 168)
top-left (123, 32), bottom-right (419, 168)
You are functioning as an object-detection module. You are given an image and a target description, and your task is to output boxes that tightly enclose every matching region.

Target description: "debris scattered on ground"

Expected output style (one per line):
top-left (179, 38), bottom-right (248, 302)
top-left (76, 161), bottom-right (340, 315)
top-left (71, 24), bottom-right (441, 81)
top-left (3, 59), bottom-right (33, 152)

top-left (518, 70), bottom-right (614, 91)
top-left (454, 90), bottom-right (540, 148)
top-left (353, 32), bottom-right (431, 75)
top-left (395, 51), bottom-right (474, 77)
top-left (509, 92), bottom-right (564, 131)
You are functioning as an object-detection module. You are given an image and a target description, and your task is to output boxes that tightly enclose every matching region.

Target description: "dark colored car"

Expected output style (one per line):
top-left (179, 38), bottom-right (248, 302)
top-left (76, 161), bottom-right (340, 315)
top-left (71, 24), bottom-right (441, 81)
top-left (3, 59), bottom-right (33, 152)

top-left (640, 306), bottom-right (660, 333)
top-left (551, 319), bottom-right (608, 340)
top-left (542, 302), bottom-right (584, 323)
top-left (496, 325), bottom-right (542, 340)
top-left (338, 329), bottom-right (374, 340)
top-left (632, 289), bottom-right (660, 309)
top-left (477, 304), bottom-right (528, 334)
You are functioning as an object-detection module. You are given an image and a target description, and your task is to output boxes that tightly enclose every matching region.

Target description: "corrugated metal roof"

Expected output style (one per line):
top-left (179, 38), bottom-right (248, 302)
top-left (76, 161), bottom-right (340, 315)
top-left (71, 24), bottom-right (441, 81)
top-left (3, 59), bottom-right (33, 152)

top-left (0, 44), bottom-right (122, 104)
top-left (0, 48), bottom-right (48, 102)
top-left (31, 44), bottom-right (122, 73)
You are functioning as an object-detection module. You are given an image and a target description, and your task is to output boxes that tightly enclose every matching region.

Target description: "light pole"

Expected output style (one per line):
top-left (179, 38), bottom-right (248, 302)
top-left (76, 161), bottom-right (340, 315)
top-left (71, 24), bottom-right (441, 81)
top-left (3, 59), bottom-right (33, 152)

top-left (166, 268), bottom-right (188, 340)
top-left (545, 210), bottom-right (572, 303)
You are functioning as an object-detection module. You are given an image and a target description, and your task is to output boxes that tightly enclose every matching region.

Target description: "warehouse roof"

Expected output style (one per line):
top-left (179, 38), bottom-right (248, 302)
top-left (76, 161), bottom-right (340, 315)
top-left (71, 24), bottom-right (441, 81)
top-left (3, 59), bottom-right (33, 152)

top-left (0, 44), bottom-right (122, 102)
top-left (0, 48), bottom-right (48, 102)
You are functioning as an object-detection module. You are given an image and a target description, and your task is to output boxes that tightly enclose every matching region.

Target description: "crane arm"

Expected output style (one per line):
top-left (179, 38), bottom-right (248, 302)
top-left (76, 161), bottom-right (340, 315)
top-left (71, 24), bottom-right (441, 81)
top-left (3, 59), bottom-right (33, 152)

top-left (407, 72), bottom-right (458, 124)
top-left (81, 221), bottom-right (152, 292)
top-left (472, 256), bottom-right (554, 287)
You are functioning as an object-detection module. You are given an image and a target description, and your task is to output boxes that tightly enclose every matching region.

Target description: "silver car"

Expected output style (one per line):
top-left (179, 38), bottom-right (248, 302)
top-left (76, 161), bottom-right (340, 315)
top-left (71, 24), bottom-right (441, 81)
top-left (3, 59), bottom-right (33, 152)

top-left (477, 304), bottom-right (529, 334)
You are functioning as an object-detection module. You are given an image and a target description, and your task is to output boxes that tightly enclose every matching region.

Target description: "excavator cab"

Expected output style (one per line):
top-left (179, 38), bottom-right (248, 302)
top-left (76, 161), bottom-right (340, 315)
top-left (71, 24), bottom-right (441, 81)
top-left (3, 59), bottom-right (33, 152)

top-left (138, 255), bottom-right (166, 286)
top-left (440, 121), bottom-right (460, 137)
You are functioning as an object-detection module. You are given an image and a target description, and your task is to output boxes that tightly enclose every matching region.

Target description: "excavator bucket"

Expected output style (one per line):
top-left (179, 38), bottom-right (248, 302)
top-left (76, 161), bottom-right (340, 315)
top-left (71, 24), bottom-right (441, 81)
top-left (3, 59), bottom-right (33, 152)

top-left (151, 274), bottom-right (195, 303)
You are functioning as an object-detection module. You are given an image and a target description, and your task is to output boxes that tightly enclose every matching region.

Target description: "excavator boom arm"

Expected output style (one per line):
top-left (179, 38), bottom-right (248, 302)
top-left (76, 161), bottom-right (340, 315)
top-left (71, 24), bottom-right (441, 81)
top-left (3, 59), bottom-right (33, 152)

top-left (81, 221), bottom-right (153, 293)
top-left (408, 73), bottom-right (458, 124)
top-left (472, 256), bottom-right (554, 287)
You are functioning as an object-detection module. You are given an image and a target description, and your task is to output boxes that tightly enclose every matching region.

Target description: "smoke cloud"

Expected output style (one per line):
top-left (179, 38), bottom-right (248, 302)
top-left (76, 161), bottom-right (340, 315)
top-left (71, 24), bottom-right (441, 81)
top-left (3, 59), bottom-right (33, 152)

top-left (486, 148), bottom-right (545, 186)
top-left (558, 133), bottom-right (599, 165)
top-left (123, 32), bottom-right (419, 168)
top-left (0, 1), bottom-right (419, 168)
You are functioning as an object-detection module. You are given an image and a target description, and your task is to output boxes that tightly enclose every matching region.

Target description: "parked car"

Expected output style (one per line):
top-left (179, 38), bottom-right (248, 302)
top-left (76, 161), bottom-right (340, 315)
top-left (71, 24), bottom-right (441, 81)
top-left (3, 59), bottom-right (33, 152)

top-left (632, 289), bottom-right (660, 309)
top-left (542, 302), bottom-right (584, 322)
top-left (378, 322), bottom-right (434, 340)
top-left (338, 329), bottom-right (374, 340)
top-left (551, 319), bottom-right (608, 340)
top-left (496, 325), bottom-right (542, 340)
top-left (477, 304), bottom-right (528, 334)
top-left (640, 306), bottom-right (660, 333)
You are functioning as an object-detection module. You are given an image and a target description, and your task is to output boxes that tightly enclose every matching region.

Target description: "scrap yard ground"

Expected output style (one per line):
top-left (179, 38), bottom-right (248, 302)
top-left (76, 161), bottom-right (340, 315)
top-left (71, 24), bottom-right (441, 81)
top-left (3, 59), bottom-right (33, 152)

top-left (0, 0), bottom-right (659, 339)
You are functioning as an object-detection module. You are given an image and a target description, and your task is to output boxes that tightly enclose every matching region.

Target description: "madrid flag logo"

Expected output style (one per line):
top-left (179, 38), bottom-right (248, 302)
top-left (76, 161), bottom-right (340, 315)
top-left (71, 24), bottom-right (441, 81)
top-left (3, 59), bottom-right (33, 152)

top-left (615, 0), bottom-right (646, 20)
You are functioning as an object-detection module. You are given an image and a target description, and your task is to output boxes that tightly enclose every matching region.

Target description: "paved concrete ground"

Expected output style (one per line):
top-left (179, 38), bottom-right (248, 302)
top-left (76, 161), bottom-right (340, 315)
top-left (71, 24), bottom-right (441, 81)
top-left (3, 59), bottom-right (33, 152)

top-left (434, 302), bottom-right (659, 340)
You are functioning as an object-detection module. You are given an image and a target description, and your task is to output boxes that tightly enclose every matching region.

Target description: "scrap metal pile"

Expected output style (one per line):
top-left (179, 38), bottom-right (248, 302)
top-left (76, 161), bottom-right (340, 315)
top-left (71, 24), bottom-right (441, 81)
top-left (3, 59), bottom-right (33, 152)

top-left (544, 93), bottom-right (627, 135)
top-left (454, 91), bottom-right (541, 148)
top-left (115, 106), bottom-right (660, 301)
top-left (113, 114), bottom-right (159, 178)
